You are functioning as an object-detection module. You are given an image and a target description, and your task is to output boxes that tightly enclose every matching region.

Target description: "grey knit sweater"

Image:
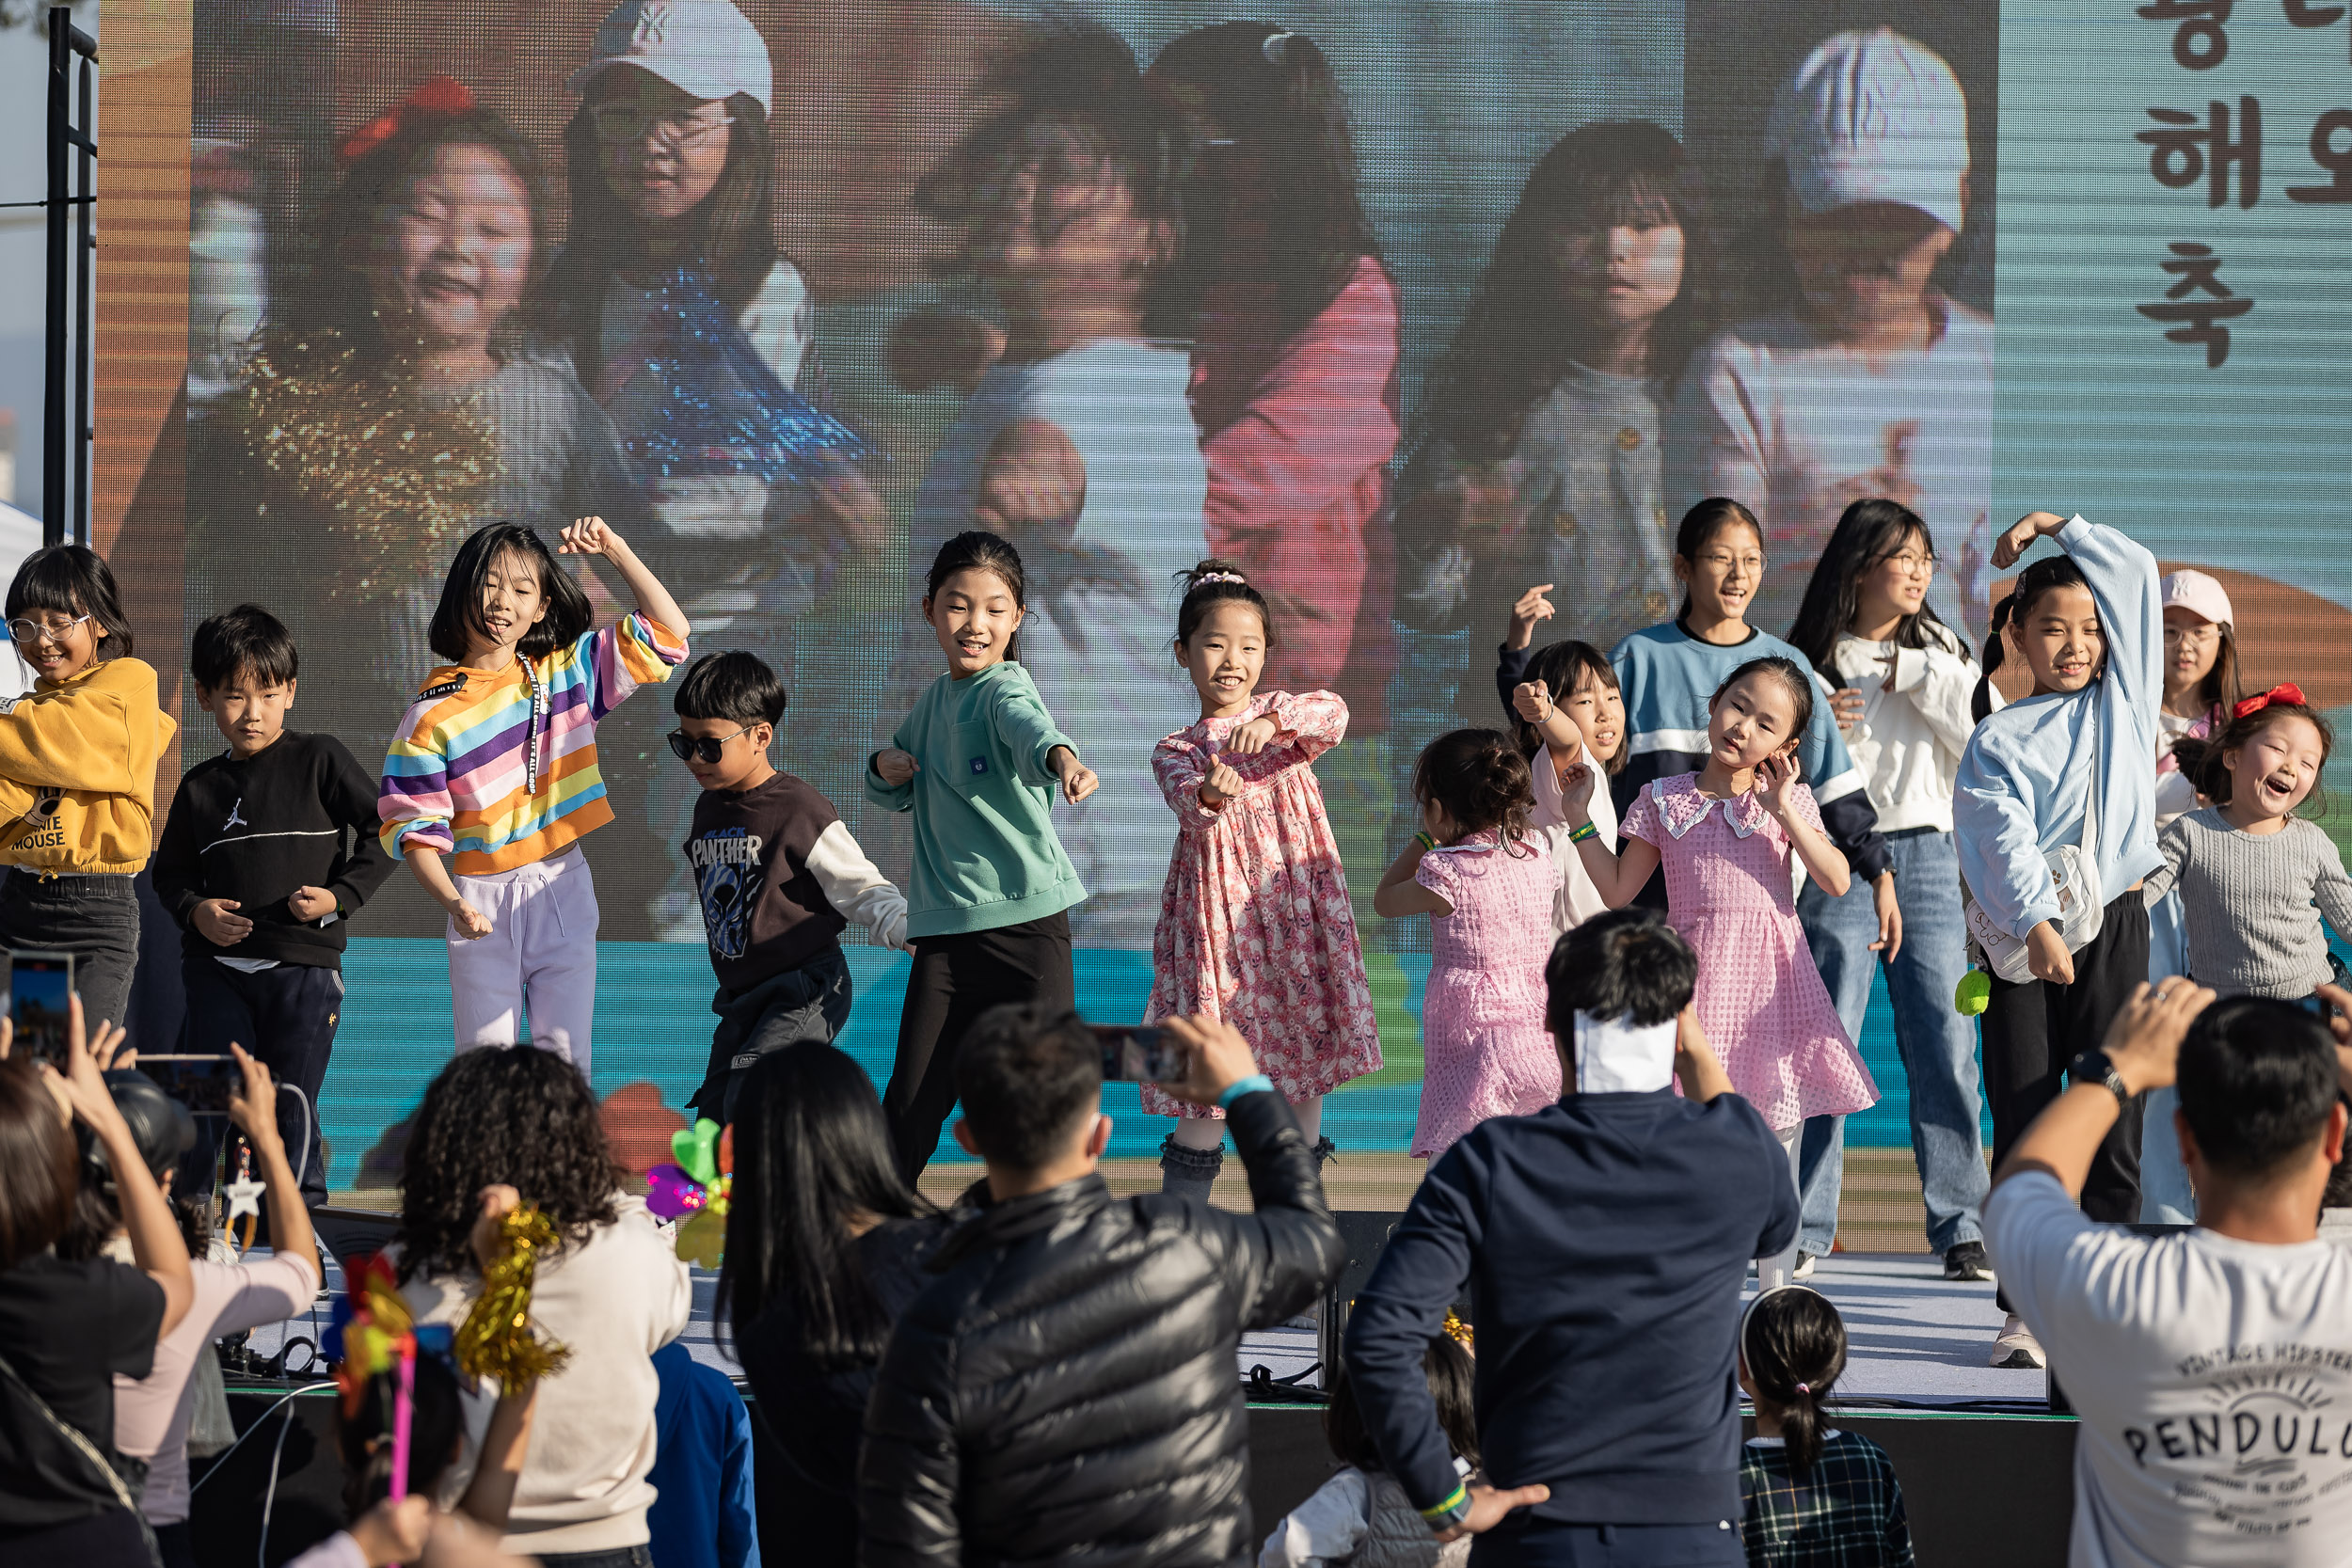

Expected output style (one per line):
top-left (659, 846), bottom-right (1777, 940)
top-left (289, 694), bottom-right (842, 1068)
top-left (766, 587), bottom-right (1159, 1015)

top-left (2141, 809), bottom-right (2352, 998)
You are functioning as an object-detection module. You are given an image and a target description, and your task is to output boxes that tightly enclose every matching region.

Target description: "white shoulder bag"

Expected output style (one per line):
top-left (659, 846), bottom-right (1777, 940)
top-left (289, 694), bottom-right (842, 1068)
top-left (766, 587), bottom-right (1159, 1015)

top-left (1964, 709), bottom-right (2106, 985)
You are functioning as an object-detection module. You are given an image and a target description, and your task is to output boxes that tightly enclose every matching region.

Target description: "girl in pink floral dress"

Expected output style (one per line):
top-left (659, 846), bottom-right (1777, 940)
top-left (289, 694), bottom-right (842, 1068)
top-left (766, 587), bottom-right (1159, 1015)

top-left (1375, 729), bottom-right (1559, 1158)
top-left (1149, 562), bottom-right (1382, 1202)
top-left (1557, 655), bottom-right (1877, 1289)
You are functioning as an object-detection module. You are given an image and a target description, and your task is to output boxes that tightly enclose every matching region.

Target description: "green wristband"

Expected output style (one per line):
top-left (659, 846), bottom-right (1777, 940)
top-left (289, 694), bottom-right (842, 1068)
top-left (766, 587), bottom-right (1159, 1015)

top-left (1413, 831), bottom-right (1439, 851)
top-left (1567, 821), bottom-right (1598, 844)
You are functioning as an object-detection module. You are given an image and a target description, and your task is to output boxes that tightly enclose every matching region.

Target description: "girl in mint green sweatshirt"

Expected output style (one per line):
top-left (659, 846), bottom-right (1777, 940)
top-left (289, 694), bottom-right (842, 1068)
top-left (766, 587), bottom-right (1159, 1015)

top-left (866, 531), bottom-right (1099, 1176)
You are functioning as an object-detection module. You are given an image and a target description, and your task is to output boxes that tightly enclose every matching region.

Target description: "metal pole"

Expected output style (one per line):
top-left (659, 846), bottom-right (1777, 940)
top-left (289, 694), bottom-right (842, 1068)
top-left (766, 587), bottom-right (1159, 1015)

top-left (72, 49), bottom-right (91, 547)
top-left (42, 8), bottom-right (66, 548)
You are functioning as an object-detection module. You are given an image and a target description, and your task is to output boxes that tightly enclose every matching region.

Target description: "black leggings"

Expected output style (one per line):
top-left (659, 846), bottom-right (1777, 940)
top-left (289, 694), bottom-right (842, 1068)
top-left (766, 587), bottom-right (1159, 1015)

top-left (885, 911), bottom-right (1075, 1179)
top-left (1982, 890), bottom-right (2151, 1227)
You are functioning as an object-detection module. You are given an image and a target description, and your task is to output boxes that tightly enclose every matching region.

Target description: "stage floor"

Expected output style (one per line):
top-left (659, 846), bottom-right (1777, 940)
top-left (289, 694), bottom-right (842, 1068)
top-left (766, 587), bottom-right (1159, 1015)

top-left (256, 1241), bottom-right (2046, 1413)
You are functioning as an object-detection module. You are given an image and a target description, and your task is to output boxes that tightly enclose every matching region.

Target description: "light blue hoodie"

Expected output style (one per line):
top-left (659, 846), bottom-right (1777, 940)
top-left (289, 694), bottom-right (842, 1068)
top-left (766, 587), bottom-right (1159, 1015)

top-left (1954, 516), bottom-right (2163, 941)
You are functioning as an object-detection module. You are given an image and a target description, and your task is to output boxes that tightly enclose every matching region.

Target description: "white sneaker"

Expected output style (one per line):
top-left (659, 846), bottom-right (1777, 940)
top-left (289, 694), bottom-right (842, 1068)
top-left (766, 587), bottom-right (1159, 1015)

top-left (1792, 1253), bottom-right (1818, 1279)
top-left (1991, 1313), bottom-right (2044, 1370)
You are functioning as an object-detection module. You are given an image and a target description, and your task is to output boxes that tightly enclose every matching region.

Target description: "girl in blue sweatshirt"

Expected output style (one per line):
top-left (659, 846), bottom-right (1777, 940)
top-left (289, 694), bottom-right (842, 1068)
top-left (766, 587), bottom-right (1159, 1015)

top-left (867, 531), bottom-right (1098, 1178)
top-left (1953, 510), bottom-right (2163, 1370)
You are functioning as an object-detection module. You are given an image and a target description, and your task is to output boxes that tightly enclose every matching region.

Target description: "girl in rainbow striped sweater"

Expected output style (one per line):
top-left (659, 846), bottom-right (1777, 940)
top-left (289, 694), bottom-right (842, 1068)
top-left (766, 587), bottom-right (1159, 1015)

top-left (380, 517), bottom-right (689, 1069)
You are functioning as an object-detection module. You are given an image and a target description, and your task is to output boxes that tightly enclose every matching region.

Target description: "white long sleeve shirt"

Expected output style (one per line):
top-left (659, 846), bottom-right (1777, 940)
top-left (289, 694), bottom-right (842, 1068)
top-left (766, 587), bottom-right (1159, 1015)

top-left (1827, 624), bottom-right (1989, 835)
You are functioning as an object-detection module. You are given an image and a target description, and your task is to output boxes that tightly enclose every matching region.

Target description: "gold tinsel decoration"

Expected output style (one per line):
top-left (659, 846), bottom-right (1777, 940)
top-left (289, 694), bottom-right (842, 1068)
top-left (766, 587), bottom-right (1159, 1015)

top-left (235, 329), bottom-right (504, 603)
top-left (455, 1206), bottom-right (571, 1389)
top-left (1442, 1307), bottom-right (1474, 1354)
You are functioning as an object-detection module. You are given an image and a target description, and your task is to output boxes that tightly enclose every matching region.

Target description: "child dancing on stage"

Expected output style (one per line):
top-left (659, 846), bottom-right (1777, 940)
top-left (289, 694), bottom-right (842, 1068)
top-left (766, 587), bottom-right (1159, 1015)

top-left (1558, 657), bottom-right (1878, 1290)
top-left (380, 518), bottom-right (689, 1069)
top-left (1147, 562), bottom-right (1380, 1202)
top-left (1375, 730), bottom-right (1555, 1158)
top-left (867, 531), bottom-right (1098, 1178)
top-left (1954, 510), bottom-right (2162, 1368)
top-left (0, 546), bottom-right (176, 1031)
top-left (2145, 687), bottom-right (2352, 1004)
top-left (1507, 631), bottom-right (1626, 937)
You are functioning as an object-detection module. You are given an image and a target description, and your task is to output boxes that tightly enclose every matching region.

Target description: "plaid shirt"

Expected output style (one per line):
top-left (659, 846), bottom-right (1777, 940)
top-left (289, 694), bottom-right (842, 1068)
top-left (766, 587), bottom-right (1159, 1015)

top-left (1740, 1431), bottom-right (1914, 1568)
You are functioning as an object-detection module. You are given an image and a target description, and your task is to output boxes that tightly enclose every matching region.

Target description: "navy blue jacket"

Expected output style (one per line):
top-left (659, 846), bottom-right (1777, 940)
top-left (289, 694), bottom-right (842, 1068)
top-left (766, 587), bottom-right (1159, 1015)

top-left (1343, 1089), bottom-right (1798, 1527)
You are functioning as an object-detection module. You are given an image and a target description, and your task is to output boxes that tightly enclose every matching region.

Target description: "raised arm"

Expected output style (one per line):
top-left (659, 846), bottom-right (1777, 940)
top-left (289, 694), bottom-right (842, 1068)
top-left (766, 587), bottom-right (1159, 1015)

top-left (47, 1000), bottom-right (196, 1336)
top-left (1761, 765), bottom-right (1851, 898)
top-left (1374, 837), bottom-right (1454, 919)
top-left (1559, 766), bottom-right (1663, 909)
top-left (224, 1044), bottom-right (319, 1295)
top-left (559, 515), bottom-right (691, 643)
top-left (1155, 1013), bottom-right (1343, 1330)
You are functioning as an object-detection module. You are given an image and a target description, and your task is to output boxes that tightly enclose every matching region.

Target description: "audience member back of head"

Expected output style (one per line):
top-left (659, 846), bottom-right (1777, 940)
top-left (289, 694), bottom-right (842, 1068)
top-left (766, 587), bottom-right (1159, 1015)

top-left (858, 999), bottom-right (1340, 1568)
top-left (1343, 909), bottom-right (1799, 1544)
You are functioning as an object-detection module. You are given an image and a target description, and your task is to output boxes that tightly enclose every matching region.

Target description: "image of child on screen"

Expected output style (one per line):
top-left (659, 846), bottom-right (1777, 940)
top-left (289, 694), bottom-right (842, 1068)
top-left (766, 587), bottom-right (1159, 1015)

top-left (894, 25), bottom-right (1209, 946)
top-left (215, 80), bottom-right (646, 748)
top-left (1399, 119), bottom-right (1715, 718)
top-left (1667, 27), bottom-right (1993, 640)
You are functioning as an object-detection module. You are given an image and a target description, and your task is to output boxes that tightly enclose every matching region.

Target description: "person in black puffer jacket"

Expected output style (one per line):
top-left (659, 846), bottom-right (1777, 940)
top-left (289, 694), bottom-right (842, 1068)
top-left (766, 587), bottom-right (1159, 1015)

top-left (859, 1003), bottom-right (1343, 1568)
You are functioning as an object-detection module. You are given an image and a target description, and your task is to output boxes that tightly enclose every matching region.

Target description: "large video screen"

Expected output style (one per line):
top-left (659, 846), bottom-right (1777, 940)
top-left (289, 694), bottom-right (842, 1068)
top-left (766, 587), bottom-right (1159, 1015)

top-left (92, 0), bottom-right (2352, 1198)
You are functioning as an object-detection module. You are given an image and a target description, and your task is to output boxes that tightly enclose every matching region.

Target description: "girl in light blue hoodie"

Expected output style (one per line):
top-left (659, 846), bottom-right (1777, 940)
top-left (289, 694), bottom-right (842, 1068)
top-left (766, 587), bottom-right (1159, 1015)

top-left (1954, 510), bottom-right (2162, 1370)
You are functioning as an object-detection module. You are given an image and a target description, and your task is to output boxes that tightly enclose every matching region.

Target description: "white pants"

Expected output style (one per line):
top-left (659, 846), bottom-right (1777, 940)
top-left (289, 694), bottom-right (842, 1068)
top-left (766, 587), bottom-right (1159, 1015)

top-left (448, 847), bottom-right (599, 1074)
top-left (1758, 1124), bottom-right (1804, 1291)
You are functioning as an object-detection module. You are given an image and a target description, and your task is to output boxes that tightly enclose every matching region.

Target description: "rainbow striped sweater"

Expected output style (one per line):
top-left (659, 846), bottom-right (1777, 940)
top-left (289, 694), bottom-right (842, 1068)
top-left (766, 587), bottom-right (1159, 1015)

top-left (378, 613), bottom-right (687, 875)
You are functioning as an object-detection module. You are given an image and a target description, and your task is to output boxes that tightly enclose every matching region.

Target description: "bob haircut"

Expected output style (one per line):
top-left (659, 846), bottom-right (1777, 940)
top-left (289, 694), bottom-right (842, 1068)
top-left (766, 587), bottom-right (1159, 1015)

top-left (8, 545), bottom-right (135, 659)
top-left (428, 523), bottom-right (593, 665)
top-left (0, 1057), bottom-right (77, 1270)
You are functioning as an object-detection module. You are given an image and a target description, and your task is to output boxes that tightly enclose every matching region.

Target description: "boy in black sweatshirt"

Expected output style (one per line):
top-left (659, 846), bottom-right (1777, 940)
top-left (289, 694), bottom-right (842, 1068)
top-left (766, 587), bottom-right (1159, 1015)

top-left (152, 605), bottom-right (393, 1206)
top-left (672, 651), bottom-right (907, 1122)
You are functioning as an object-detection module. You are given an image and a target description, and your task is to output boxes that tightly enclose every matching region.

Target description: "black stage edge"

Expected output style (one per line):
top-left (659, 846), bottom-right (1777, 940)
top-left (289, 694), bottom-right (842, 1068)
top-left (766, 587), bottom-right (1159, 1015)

top-left (193, 1386), bottom-right (2077, 1568)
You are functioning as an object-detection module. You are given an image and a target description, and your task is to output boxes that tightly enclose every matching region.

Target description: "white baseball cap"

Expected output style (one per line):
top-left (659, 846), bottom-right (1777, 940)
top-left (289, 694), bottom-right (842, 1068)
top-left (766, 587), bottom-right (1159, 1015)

top-left (568, 0), bottom-right (773, 115)
top-left (1765, 27), bottom-right (1969, 233)
top-left (2161, 569), bottom-right (2234, 627)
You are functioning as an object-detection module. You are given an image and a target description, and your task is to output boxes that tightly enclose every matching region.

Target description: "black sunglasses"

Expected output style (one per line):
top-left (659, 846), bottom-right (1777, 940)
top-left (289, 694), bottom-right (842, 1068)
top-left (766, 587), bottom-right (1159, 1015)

top-left (666, 725), bottom-right (753, 764)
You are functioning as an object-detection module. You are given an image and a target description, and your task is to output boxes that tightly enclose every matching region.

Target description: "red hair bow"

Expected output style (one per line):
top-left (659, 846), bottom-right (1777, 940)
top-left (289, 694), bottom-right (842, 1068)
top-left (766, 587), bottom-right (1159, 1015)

top-left (2233, 683), bottom-right (2307, 720)
top-left (339, 75), bottom-right (476, 166)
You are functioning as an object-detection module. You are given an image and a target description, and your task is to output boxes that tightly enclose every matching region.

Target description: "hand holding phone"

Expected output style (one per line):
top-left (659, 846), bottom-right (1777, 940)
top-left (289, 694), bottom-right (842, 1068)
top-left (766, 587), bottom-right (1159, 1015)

top-left (6, 951), bottom-right (75, 1065)
top-left (1092, 1025), bottom-right (1184, 1085)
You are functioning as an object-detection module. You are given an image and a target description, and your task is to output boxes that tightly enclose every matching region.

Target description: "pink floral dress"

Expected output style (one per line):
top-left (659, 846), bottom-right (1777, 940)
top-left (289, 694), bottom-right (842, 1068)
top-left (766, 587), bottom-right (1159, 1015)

top-left (1144, 690), bottom-right (1382, 1117)
top-left (1621, 774), bottom-right (1878, 1131)
top-left (1409, 828), bottom-right (1560, 1157)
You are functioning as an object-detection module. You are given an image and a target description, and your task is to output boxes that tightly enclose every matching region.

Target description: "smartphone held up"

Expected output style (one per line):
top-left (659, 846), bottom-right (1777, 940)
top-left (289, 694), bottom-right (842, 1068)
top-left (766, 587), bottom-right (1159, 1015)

top-left (1093, 1024), bottom-right (1184, 1085)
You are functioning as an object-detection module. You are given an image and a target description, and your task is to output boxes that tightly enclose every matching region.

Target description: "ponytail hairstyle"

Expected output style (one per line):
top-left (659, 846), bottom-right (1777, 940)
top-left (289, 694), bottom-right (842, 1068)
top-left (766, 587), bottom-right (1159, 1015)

top-left (1786, 499), bottom-right (1955, 679)
top-left (1974, 554), bottom-right (2090, 722)
top-left (1147, 21), bottom-right (1383, 343)
top-left (1173, 558), bottom-right (1273, 650)
top-left (926, 530), bottom-right (1030, 661)
top-left (2175, 693), bottom-right (2335, 815)
top-left (1412, 728), bottom-right (1536, 853)
top-left (1517, 638), bottom-right (1625, 775)
top-left (1711, 656), bottom-right (1817, 753)
top-left (1742, 1285), bottom-right (1848, 1474)
top-left (1673, 498), bottom-right (1763, 624)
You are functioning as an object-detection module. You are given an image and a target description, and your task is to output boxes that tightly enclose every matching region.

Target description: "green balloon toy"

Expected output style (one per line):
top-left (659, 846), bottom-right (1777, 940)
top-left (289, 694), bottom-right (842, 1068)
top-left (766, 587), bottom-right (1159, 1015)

top-left (1954, 969), bottom-right (1992, 1017)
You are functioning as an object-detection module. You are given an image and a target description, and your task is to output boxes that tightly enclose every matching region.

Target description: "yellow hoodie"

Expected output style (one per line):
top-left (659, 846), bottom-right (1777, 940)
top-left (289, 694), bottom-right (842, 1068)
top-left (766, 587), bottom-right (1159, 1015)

top-left (0, 656), bottom-right (177, 875)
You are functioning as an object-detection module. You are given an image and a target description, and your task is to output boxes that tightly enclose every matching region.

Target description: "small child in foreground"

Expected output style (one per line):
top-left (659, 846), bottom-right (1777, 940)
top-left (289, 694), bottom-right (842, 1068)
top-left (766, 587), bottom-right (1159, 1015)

top-left (674, 650), bottom-right (907, 1124)
top-left (1739, 1286), bottom-right (1912, 1568)
top-left (1260, 1334), bottom-right (1478, 1568)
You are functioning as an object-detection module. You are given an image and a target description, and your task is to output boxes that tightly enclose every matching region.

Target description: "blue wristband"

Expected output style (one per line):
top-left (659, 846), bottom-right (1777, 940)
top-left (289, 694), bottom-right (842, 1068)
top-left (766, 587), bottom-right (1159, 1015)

top-left (1217, 1073), bottom-right (1275, 1108)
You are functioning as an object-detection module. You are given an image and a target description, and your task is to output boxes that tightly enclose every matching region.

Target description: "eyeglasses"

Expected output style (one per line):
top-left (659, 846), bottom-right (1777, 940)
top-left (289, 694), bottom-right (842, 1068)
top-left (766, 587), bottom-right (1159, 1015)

top-left (667, 726), bottom-right (752, 764)
top-left (590, 103), bottom-right (735, 150)
top-left (7, 612), bottom-right (91, 644)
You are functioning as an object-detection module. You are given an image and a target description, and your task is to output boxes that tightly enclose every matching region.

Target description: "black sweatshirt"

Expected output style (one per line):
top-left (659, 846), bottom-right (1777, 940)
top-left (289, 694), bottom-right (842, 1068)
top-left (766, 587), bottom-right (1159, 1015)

top-left (152, 730), bottom-right (396, 969)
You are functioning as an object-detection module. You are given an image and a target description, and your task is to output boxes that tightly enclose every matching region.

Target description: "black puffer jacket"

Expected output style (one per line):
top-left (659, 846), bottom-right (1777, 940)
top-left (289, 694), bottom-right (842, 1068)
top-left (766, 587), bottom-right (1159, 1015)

top-left (858, 1089), bottom-right (1342, 1568)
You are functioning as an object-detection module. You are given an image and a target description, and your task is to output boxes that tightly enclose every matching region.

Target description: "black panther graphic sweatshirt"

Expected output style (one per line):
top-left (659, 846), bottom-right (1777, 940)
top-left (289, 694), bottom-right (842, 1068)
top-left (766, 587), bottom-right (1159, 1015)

top-left (685, 771), bottom-right (907, 995)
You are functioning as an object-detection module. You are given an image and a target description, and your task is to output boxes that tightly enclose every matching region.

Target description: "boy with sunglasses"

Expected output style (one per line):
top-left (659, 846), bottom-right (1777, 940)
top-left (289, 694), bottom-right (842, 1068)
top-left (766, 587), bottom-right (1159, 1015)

top-left (673, 651), bottom-right (907, 1121)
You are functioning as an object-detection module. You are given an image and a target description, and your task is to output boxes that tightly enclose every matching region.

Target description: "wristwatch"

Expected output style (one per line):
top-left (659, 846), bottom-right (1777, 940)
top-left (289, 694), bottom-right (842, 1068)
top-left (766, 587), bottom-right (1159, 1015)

top-left (2071, 1050), bottom-right (2136, 1107)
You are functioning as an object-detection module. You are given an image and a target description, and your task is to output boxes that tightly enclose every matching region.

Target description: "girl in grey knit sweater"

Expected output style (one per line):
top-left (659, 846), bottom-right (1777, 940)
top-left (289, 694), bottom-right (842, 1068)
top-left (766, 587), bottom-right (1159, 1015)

top-left (2142, 686), bottom-right (2352, 1001)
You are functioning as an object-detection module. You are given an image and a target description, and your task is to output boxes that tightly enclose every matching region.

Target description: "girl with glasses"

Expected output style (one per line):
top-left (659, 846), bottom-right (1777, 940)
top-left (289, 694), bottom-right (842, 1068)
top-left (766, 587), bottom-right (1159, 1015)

top-left (0, 546), bottom-right (175, 1034)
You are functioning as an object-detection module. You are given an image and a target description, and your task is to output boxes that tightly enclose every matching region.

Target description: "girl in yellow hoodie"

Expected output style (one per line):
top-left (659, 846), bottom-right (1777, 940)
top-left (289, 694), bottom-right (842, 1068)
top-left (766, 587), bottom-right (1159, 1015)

top-left (0, 546), bottom-right (176, 1030)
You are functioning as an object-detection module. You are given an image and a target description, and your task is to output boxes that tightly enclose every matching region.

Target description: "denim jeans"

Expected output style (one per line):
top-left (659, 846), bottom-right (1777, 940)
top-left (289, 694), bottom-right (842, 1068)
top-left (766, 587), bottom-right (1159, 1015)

top-left (2138, 891), bottom-right (2197, 1224)
top-left (0, 868), bottom-right (140, 1031)
top-left (535, 1549), bottom-right (653, 1568)
top-left (1794, 829), bottom-right (1990, 1255)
